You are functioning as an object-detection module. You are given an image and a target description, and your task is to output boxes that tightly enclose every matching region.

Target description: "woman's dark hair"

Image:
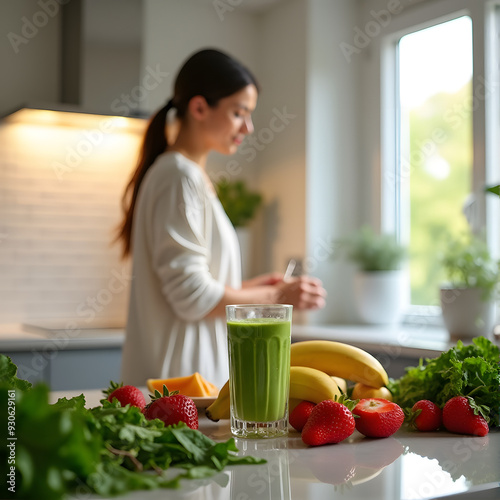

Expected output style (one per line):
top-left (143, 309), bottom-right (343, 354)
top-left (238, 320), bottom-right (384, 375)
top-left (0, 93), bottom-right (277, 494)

top-left (115, 48), bottom-right (259, 257)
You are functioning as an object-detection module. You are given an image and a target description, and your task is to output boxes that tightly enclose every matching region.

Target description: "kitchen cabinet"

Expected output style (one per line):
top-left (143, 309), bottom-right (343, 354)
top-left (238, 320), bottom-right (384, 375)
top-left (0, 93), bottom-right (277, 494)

top-left (5, 348), bottom-right (122, 391)
top-left (1, 325), bottom-right (124, 390)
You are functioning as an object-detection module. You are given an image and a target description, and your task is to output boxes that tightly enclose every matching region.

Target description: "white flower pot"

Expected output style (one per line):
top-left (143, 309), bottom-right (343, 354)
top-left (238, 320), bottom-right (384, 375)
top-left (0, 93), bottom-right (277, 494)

top-left (353, 270), bottom-right (406, 325)
top-left (440, 287), bottom-right (496, 340)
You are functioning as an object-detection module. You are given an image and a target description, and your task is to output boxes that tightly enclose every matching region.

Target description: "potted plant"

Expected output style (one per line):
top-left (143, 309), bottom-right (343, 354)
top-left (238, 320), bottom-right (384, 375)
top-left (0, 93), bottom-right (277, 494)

top-left (215, 179), bottom-right (262, 228)
top-left (215, 179), bottom-right (262, 279)
top-left (339, 226), bottom-right (407, 325)
top-left (440, 234), bottom-right (499, 340)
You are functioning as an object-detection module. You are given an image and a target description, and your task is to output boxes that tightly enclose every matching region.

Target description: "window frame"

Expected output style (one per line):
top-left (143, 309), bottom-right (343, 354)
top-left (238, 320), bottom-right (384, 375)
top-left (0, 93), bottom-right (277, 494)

top-left (377, 0), bottom-right (500, 324)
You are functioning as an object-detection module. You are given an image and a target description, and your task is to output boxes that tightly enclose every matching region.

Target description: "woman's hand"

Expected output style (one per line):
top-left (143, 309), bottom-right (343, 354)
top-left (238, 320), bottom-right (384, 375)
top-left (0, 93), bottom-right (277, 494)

top-left (273, 276), bottom-right (327, 310)
top-left (209, 274), bottom-right (326, 317)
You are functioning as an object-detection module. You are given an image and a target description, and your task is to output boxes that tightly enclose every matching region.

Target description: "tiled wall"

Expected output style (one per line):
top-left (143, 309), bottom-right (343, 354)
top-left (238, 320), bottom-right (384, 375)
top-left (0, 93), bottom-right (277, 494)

top-left (0, 111), bottom-right (146, 328)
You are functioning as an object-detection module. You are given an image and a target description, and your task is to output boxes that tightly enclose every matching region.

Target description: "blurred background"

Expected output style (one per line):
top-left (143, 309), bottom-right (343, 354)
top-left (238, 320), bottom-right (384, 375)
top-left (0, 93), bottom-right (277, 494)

top-left (1, 0), bottom-right (499, 331)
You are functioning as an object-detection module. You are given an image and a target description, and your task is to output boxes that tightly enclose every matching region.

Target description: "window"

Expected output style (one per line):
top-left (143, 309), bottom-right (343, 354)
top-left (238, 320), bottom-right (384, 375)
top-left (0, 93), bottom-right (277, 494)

top-left (378, 2), bottom-right (500, 321)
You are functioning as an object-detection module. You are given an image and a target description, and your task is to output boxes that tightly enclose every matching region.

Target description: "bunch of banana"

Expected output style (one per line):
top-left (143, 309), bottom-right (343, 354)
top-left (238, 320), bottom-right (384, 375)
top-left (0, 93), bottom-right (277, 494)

top-left (205, 340), bottom-right (390, 421)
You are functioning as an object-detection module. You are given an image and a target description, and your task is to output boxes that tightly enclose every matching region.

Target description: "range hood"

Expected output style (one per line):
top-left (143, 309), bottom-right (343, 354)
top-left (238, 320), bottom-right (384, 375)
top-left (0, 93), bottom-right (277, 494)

top-left (3, 0), bottom-right (148, 121)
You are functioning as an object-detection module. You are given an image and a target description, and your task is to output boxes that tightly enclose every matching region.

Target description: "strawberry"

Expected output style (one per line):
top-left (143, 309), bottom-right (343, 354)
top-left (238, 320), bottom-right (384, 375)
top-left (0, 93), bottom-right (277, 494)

top-left (442, 396), bottom-right (489, 437)
top-left (289, 401), bottom-right (316, 432)
top-left (144, 385), bottom-right (198, 430)
top-left (103, 381), bottom-right (146, 410)
top-left (301, 398), bottom-right (356, 446)
top-left (408, 400), bottom-right (442, 432)
top-left (353, 398), bottom-right (404, 438)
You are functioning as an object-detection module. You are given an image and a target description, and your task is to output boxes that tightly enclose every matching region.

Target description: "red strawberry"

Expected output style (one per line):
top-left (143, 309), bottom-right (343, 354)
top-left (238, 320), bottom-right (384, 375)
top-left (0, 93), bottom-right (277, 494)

top-left (301, 399), bottom-right (355, 446)
top-left (144, 385), bottom-right (198, 430)
top-left (409, 400), bottom-right (442, 432)
top-left (104, 381), bottom-right (146, 410)
top-left (289, 401), bottom-right (316, 432)
top-left (353, 398), bottom-right (404, 438)
top-left (442, 396), bottom-right (489, 437)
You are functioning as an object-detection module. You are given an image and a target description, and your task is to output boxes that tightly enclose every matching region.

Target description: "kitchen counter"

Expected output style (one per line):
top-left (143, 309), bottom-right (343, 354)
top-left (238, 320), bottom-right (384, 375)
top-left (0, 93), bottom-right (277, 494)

top-left (3, 322), bottom-right (499, 385)
top-left (50, 388), bottom-right (500, 500)
top-left (0, 323), bottom-right (124, 351)
top-left (4, 322), bottom-right (492, 355)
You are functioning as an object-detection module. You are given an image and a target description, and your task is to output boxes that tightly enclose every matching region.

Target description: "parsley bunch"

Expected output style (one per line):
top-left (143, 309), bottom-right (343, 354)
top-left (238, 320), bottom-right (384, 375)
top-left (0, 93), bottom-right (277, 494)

top-left (388, 337), bottom-right (500, 426)
top-left (0, 355), bottom-right (265, 499)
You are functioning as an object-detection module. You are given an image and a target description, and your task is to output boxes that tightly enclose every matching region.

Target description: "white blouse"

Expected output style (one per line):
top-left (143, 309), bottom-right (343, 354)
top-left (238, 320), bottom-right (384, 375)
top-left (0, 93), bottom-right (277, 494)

top-left (121, 152), bottom-right (241, 389)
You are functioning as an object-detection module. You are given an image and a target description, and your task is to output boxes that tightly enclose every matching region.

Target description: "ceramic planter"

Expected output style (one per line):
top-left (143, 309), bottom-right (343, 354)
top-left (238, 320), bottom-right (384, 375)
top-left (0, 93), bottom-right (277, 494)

top-left (353, 270), bottom-right (406, 325)
top-left (440, 286), bottom-right (496, 340)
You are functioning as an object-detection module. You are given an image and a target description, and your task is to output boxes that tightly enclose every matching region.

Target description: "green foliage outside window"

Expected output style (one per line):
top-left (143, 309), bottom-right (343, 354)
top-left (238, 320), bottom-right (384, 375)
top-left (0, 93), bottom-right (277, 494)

top-left (408, 83), bottom-right (473, 305)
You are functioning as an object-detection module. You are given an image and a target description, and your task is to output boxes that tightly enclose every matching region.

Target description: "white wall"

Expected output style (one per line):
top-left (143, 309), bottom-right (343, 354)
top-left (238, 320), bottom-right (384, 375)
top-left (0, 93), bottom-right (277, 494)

top-left (305, 0), bottom-right (361, 323)
top-left (254, 0), bottom-right (308, 275)
top-left (0, 0), bottom-right (61, 117)
top-left (141, 0), bottom-right (260, 113)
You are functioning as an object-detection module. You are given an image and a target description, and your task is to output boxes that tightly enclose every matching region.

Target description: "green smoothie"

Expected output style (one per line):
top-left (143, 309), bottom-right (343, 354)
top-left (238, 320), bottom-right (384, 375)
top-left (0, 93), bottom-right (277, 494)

top-left (227, 318), bottom-right (291, 422)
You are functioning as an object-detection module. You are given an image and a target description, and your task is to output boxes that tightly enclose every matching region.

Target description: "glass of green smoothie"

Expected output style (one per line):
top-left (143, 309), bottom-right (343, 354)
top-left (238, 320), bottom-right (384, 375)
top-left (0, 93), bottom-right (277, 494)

top-left (226, 304), bottom-right (292, 438)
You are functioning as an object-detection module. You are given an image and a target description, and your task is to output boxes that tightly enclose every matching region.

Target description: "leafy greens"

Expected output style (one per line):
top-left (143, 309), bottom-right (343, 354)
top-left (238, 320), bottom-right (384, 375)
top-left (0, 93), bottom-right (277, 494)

top-left (388, 336), bottom-right (500, 426)
top-left (0, 355), bottom-right (265, 499)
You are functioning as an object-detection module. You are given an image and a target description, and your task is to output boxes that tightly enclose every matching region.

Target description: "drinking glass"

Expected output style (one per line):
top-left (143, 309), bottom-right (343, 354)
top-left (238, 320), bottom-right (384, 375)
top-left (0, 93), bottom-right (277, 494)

top-left (226, 304), bottom-right (292, 438)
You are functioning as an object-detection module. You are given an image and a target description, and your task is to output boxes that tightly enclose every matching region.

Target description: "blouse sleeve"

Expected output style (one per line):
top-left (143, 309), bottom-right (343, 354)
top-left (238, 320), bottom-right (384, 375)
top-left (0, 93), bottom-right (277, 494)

top-left (148, 167), bottom-right (224, 321)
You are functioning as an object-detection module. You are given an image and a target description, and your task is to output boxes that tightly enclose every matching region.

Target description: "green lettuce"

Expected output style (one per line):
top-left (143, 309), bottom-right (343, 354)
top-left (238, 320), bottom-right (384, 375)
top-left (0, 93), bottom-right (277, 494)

top-left (388, 336), bottom-right (500, 426)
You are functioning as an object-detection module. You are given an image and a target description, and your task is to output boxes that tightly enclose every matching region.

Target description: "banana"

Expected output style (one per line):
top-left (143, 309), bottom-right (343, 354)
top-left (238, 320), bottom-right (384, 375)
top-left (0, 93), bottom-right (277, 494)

top-left (289, 366), bottom-right (342, 403)
top-left (205, 366), bottom-right (342, 422)
top-left (205, 380), bottom-right (230, 421)
top-left (290, 340), bottom-right (389, 388)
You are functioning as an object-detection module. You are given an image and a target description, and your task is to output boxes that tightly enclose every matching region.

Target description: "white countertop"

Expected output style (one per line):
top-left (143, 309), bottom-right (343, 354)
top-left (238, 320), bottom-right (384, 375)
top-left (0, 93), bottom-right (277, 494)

top-left (50, 388), bottom-right (500, 500)
top-left (0, 323), bottom-right (125, 351)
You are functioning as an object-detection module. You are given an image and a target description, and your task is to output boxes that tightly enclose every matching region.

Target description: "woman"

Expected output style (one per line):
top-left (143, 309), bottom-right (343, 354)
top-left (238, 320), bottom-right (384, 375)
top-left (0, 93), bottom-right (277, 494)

top-left (117, 48), bottom-right (326, 388)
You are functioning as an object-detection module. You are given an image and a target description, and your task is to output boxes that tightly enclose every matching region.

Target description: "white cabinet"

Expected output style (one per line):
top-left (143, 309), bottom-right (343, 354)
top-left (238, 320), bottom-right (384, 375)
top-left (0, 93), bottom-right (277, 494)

top-left (5, 347), bottom-right (123, 391)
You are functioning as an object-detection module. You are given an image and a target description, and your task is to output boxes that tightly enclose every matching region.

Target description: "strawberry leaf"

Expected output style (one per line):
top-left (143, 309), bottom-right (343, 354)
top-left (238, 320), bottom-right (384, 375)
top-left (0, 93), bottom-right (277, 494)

top-left (333, 393), bottom-right (359, 411)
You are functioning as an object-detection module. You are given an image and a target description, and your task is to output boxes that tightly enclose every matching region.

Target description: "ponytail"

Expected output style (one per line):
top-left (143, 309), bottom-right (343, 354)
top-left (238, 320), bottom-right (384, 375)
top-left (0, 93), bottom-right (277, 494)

top-left (115, 99), bottom-right (174, 258)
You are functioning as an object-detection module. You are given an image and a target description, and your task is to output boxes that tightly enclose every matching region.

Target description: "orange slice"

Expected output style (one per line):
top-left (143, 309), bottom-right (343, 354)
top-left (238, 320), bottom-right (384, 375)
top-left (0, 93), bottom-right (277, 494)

top-left (146, 372), bottom-right (219, 397)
